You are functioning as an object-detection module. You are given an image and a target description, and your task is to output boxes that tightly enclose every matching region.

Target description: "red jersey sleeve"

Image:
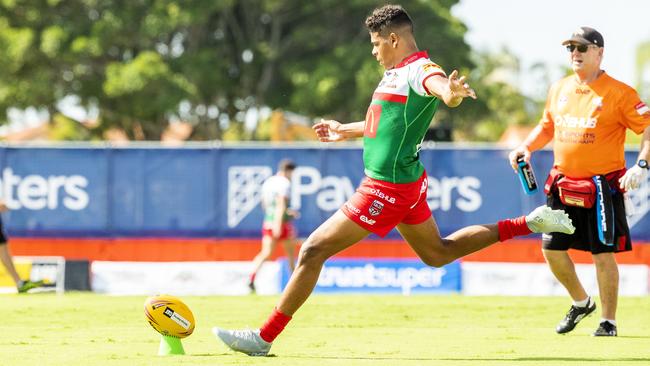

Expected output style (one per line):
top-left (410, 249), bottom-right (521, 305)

top-left (618, 86), bottom-right (650, 134)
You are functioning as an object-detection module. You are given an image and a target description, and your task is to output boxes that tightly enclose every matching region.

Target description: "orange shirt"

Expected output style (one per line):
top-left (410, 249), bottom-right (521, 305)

top-left (540, 72), bottom-right (650, 178)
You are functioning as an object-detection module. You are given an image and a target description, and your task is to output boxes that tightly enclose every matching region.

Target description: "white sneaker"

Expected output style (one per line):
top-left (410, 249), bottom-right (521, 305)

top-left (212, 327), bottom-right (271, 356)
top-left (526, 206), bottom-right (575, 234)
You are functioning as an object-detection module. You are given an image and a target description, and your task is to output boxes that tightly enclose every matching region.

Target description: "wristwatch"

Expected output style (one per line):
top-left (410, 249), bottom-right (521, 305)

top-left (638, 159), bottom-right (649, 169)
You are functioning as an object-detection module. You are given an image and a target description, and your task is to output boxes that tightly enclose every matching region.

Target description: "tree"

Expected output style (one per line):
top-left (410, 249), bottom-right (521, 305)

top-left (0, 0), bottom-right (473, 140)
top-left (636, 40), bottom-right (650, 101)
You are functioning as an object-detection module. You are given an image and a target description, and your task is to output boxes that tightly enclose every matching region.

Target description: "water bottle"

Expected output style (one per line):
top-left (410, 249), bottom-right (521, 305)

top-left (517, 156), bottom-right (538, 195)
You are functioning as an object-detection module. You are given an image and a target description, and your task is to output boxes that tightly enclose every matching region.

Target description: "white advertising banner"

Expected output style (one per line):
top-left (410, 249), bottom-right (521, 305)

top-left (91, 261), bottom-right (281, 295)
top-left (462, 262), bottom-right (649, 296)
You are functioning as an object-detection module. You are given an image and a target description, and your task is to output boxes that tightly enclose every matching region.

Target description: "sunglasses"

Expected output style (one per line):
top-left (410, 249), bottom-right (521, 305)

top-left (566, 44), bottom-right (595, 53)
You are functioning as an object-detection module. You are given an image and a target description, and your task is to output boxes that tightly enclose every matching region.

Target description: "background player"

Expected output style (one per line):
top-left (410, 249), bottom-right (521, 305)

top-left (0, 199), bottom-right (44, 293)
top-left (248, 159), bottom-right (299, 292)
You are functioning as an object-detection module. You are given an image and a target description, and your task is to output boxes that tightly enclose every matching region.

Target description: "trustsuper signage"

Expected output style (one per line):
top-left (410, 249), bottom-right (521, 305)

top-left (279, 259), bottom-right (462, 294)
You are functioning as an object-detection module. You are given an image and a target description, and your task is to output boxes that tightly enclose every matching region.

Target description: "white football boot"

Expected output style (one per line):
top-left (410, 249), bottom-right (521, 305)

top-left (526, 205), bottom-right (575, 234)
top-left (212, 327), bottom-right (271, 356)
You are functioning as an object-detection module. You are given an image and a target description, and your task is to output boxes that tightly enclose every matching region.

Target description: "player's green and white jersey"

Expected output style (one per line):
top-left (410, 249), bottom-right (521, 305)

top-left (261, 175), bottom-right (291, 223)
top-left (363, 51), bottom-right (445, 183)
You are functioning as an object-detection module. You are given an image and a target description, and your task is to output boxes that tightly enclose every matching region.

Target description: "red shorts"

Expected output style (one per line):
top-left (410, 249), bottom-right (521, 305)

top-left (262, 222), bottom-right (296, 240)
top-left (341, 171), bottom-right (431, 237)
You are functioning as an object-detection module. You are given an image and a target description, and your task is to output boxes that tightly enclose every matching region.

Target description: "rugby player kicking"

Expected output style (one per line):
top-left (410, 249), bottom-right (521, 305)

top-left (213, 4), bottom-right (575, 356)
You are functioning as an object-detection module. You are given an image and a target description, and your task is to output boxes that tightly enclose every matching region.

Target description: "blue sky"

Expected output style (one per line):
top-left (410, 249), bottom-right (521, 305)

top-left (452, 0), bottom-right (650, 97)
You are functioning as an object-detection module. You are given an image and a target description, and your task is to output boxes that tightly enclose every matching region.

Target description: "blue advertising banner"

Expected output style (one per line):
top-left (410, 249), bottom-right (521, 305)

top-left (279, 258), bottom-right (462, 294)
top-left (1, 145), bottom-right (649, 240)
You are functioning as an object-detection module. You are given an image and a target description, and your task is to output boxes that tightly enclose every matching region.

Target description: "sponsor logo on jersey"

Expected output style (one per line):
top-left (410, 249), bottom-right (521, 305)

top-left (344, 202), bottom-right (361, 215)
top-left (558, 95), bottom-right (568, 108)
top-left (369, 188), bottom-right (396, 204)
top-left (369, 200), bottom-right (384, 216)
top-left (422, 63), bottom-right (442, 74)
top-left (378, 71), bottom-right (399, 89)
top-left (554, 114), bottom-right (597, 128)
top-left (575, 88), bottom-right (590, 95)
top-left (592, 97), bottom-right (603, 111)
top-left (360, 215), bottom-right (376, 225)
top-left (635, 102), bottom-right (650, 116)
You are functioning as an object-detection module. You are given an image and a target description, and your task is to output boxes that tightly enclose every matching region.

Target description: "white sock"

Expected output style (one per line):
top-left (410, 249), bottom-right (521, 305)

top-left (572, 296), bottom-right (590, 308)
top-left (601, 318), bottom-right (616, 325)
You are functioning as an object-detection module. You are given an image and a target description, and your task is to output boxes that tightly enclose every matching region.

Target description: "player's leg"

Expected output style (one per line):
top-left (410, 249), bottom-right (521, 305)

top-left (542, 248), bottom-right (596, 333)
top-left (281, 236), bottom-right (297, 273)
top-left (592, 252), bottom-right (618, 320)
top-left (592, 252), bottom-right (619, 336)
top-left (213, 210), bottom-right (370, 355)
top-left (396, 200), bottom-right (574, 267)
top-left (276, 210), bottom-right (369, 314)
top-left (592, 190), bottom-right (630, 336)
top-left (249, 235), bottom-right (277, 291)
top-left (543, 194), bottom-right (596, 334)
top-left (0, 241), bottom-right (21, 285)
top-left (0, 241), bottom-right (43, 293)
top-left (543, 249), bottom-right (588, 301)
top-left (396, 217), bottom-right (499, 267)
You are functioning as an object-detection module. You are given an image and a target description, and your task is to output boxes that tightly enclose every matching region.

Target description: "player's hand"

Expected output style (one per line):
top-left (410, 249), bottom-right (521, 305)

top-left (287, 209), bottom-right (300, 220)
top-left (313, 119), bottom-right (347, 142)
top-left (619, 165), bottom-right (647, 191)
top-left (0, 201), bottom-right (8, 212)
top-left (448, 70), bottom-right (477, 100)
top-left (508, 146), bottom-right (531, 173)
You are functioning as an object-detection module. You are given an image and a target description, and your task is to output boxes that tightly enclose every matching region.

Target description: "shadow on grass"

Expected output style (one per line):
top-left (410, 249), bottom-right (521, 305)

top-left (189, 353), bottom-right (278, 358)
top-left (283, 356), bottom-right (650, 362)
top-left (440, 358), bottom-right (650, 362)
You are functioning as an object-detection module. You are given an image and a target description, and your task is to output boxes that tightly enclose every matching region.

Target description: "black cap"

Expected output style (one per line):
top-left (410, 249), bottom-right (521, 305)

top-left (562, 26), bottom-right (604, 47)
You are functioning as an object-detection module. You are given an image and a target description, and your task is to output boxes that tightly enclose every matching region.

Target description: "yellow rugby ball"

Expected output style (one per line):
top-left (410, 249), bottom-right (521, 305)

top-left (144, 295), bottom-right (195, 338)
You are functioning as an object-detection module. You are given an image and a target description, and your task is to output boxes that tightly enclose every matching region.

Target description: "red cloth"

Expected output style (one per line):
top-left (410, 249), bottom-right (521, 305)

top-left (259, 308), bottom-right (292, 343)
top-left (498, 216), bottom-right (531, 242)
top-left (341, 171), bottom-right (431, 237)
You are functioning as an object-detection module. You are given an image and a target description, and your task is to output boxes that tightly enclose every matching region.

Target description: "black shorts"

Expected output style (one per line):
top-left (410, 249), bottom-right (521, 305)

top-left (542, 191), bottom-right (632, 254)
top-left (0, 217), bottom-right (6, 244)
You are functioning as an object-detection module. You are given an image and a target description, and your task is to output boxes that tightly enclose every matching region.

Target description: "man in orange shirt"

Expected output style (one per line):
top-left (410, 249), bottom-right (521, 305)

top-left (510, 27), bottom-right (650, 337)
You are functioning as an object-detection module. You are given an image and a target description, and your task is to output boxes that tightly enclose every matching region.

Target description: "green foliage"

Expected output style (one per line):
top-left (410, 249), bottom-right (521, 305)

top-left (0, 0), bottom-right (545, 141)
top-left (48, 114), bottom-right (90, 140)
top-left (636, 41), bottom-right (650, 100)
top-left (0, 0), bottom-right (476, 140)
top-left (453, 48), bottom-right (544, 141)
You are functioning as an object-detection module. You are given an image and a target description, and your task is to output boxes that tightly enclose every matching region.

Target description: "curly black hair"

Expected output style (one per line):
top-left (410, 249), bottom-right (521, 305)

top-left (364, 4), bottom-right (413, 35)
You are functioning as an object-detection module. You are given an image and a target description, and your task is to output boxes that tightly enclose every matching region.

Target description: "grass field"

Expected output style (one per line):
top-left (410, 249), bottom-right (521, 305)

top-left (3, 293), bottom-right (649, 365)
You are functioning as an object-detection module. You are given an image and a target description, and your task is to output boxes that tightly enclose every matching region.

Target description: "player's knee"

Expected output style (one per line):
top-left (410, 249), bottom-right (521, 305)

top-left (421, 255), bottom-right (450, 268)
top-left (297, 242), bottom-right (328, 267)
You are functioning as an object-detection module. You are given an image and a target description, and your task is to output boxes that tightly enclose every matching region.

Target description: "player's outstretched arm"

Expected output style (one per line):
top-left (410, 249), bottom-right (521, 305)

top-left (312, 119), bottom-right (365, 142)
top-left (424, 70), bottom-right (477, 108)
